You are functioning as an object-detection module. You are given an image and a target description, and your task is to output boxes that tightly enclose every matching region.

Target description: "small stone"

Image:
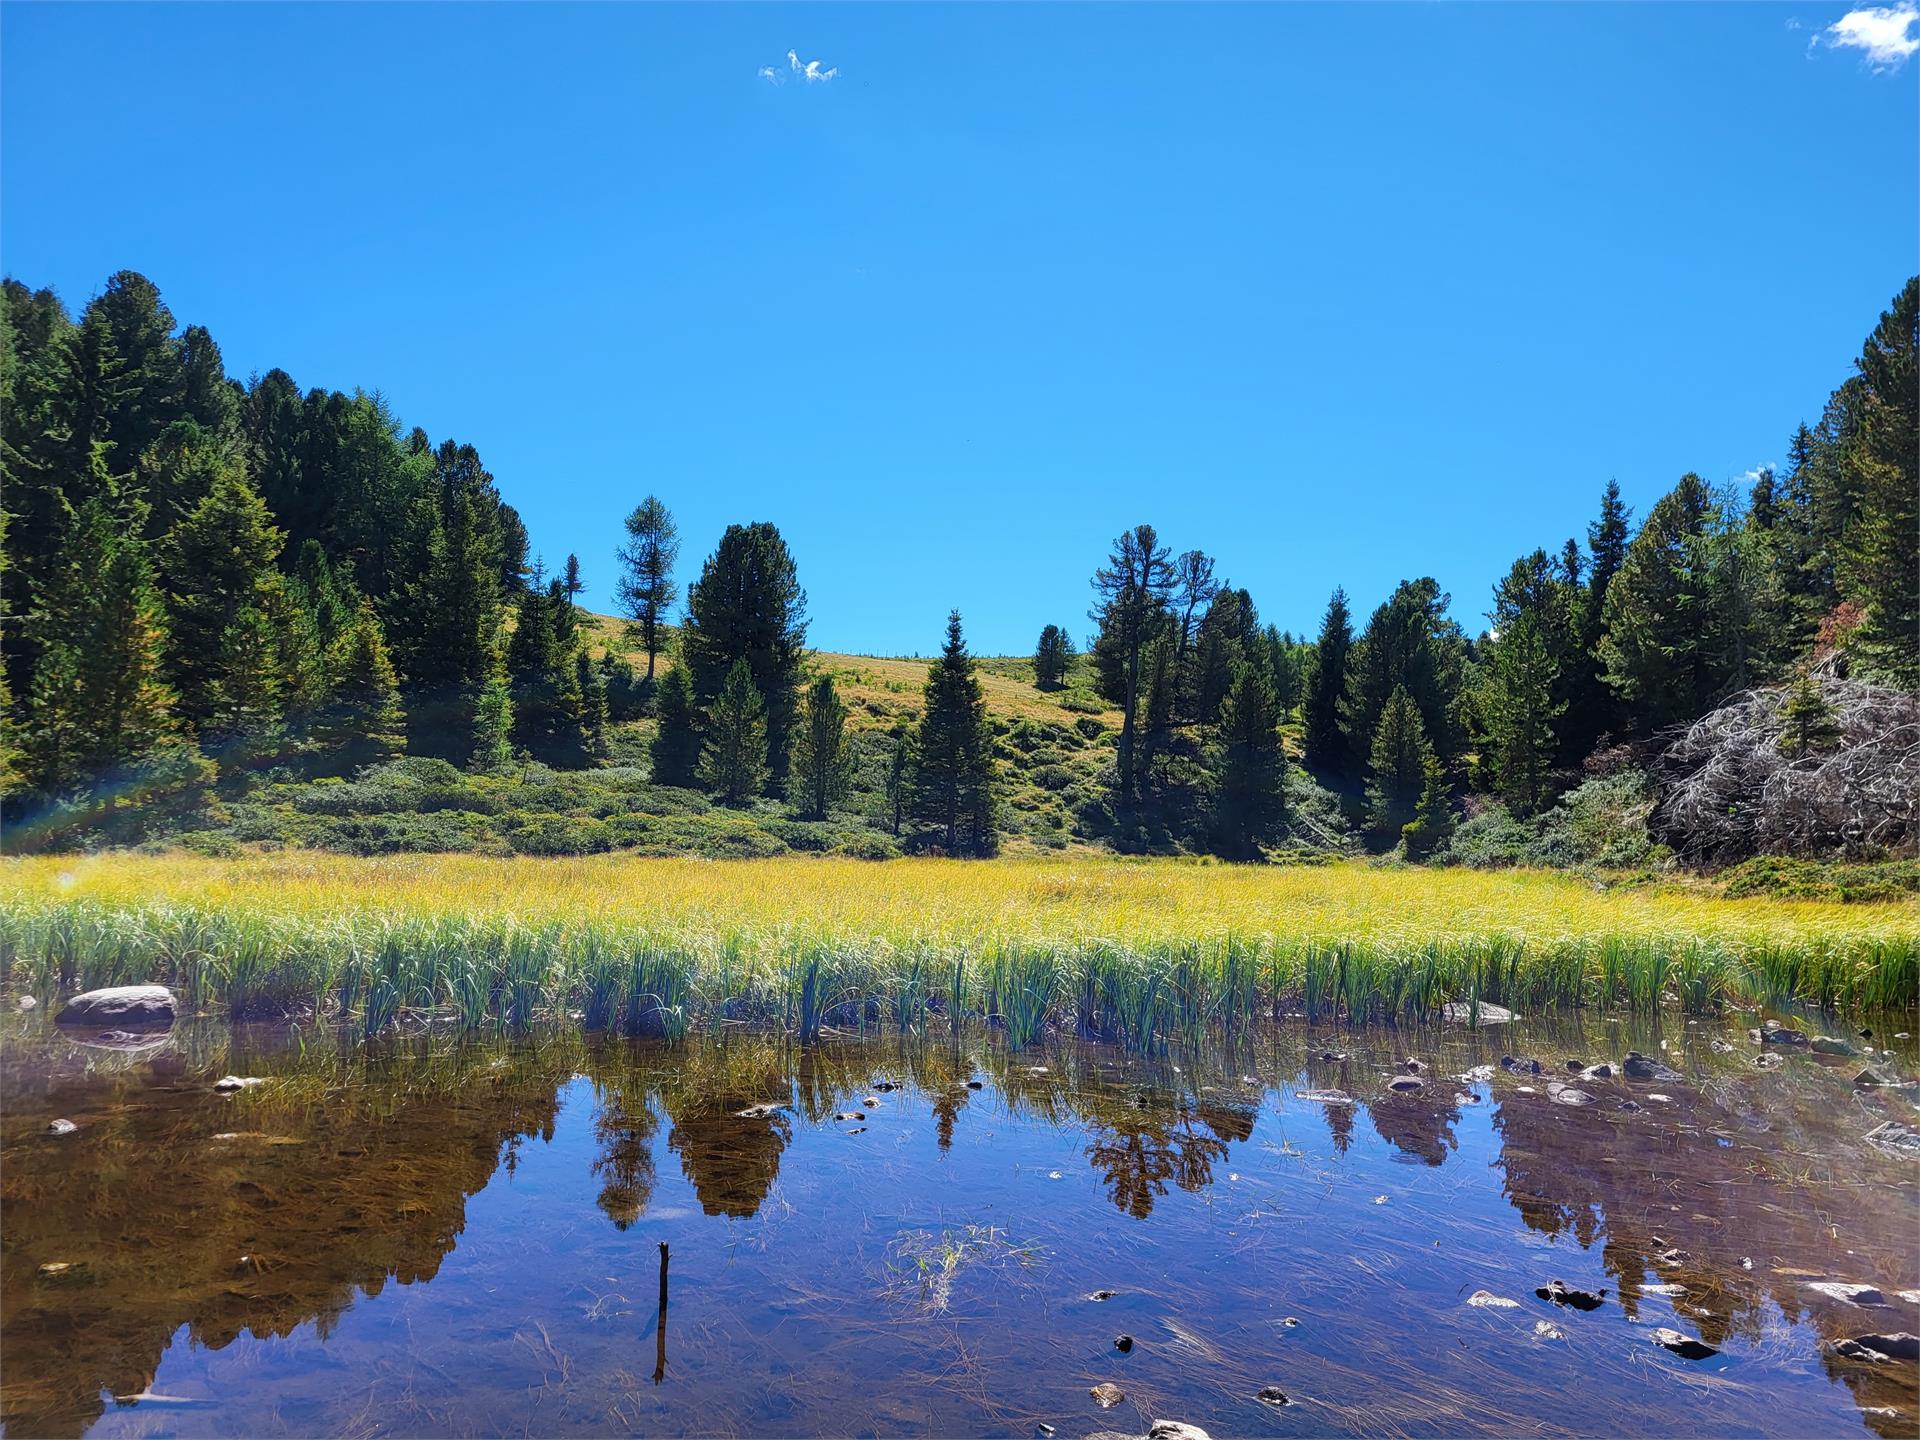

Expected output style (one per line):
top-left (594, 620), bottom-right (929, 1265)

top-left (1811, 1036), bottom-right (1857, 1057)
top-left (862, 1096), bottom-right (881, 1107)
top-left (1089, 1382), bottom-right (1125, 1409)
top-left (834, 1111), bottom-right (865, 1122)
top-left (1088, 1289), bottom-right (1117, 1301)
top-left (16, 994), bottom-right (37, 1011)
top-left (1643, 1283), bottom-right (1686, 1296)
top-left (1035, 1426), bottom-right (1055, 1438)
top-left (37, 1262), bottom-right (74, 1278)
top-left (1710, 1039), bottom-right (1734, 1054)
top-left (966, 1080), bottom-right (984, 1090)
top-left (1467, 1289), bottom-right (1520, 1308)
top-left (213, 1076), bottom-right (265, 1092)
top-left (1319, 1050), bottom-right (1349, 1063)
top-left (1655, 1247), bottom-right (1690, 1267)
top-left (1281, 1315), bottom-right (1300, 1327)
top-left (43, 1118), bottom-right (78, 1137)
top-left (1651, 1327), bottom-right (1719, 1360)
top-left (1146, 1425), bottom-right (1212, 1440)
top-left (1550, 1087), bottom-right (1596, 1107)
top-left (1402, 1059), bottom-right (1425, 1074)
top-left (1534, 1319), bottom-right (1566, 1341)
top-left (1256, 1387), bottom-right (1291, 1408)
top-left (1754, 1053), bottom-right (1784, 1070)
top-left (1646, 1093), bottom-right (1675, 1103)
top-left (1387, 1075), bottom-right (1425, 1093)
top-left (1114, 1334), bottom-right (1134, 1353)
top-left (1582, 1064), bottom-right (1614, 1080)
top-left (1617, 1100), bottom-right (1642, 1112)
top-left (1565, 1058), bottom-right (1586, 1072)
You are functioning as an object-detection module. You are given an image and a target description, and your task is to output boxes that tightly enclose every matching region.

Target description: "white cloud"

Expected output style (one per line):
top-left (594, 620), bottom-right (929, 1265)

top-left (787, 48), bottom-right (838, 83)
top-left (757, 66), bottom-right (777, 82)
top-left (1822, 5), bottom-right (1920, 68)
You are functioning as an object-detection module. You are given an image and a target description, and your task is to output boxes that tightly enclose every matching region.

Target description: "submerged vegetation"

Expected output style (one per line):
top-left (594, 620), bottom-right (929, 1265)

top-left (3, 854), bottom-right (1913, 1040)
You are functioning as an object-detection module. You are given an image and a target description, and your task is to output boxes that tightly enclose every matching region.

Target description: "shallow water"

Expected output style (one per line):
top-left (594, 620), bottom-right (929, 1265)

top-left (2, 1009), bottom-right (1917, 1438)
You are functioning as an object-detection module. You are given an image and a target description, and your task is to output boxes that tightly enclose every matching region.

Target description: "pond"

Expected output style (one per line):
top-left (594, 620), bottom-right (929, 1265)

top-left (2, 1009), bottom-right (1917, 1438)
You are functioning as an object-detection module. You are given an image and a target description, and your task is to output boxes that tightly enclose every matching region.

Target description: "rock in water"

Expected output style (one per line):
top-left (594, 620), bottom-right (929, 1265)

top-left (1387, 1075), bottom-right (1425, 1093)
top-left (16, 994), bottom-right (37, 1011)
top-left (44, 1118), bottom-right (78, 1137)
top-left (1549, 1086), bottom-right (1596, 1107)
top-left (1650, 1328), bottom-right (1719, 1360)
top-left (1297, 1089), bottom-right (1353, 1105)
top-left (213, 1076), bottom-right (265, 1092)
top-left (1147, 1424), bottom-right (1212, 1440)
top-left (1536, 1280), bottom-right (1606, 1311)
top-left (1114, 1334), bottom-right (1134, 1353)
top-left (1256, 1387), bottom-right (1291, 1408)
top-left (56, 984), bottom-right (176, 1030)
top-left (1808, 1281), bottom-right (1888, 1307)
top-left (1832, 1333), bottom-right (1920, 1363)
top-left (1089, 1382), bottom-right (1125, 1408)
top-left (1864, 1120), bottom-right (1920, 1155)
top-left (1811, 1036), bottom-right (1857, 1057)
top-left (1467, 1290), bottom-right (1520, 1308)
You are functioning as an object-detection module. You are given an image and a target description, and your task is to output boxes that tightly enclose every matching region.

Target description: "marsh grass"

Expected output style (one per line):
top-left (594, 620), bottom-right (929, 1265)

top-left (0, 854), bottom-right (1912, 1047)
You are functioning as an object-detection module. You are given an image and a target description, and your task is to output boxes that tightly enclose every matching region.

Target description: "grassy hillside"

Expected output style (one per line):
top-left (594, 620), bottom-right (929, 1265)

top-left (149, 612), bottom-right (1130, 861)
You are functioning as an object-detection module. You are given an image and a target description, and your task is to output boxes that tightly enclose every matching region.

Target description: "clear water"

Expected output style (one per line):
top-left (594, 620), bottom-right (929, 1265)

top-left (2, 1008), bottom-right (1916, 1437)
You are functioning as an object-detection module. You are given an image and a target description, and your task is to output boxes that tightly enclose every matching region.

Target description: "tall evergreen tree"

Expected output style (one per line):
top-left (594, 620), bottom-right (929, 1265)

top-left (1089, 524), bottom-right (1176, 800)
top-left (160, 469), bottom-right (287, 733)
top-left (87, 271), bottom-right (187, 479)
top-left (1302, 587), bottom-right (1353, 774)
top-left (1191, 586), bottom-right (1257, 726)
top-left (1598, 473), bottom-right (1717, 731)
top-left (794, 673), bottom-right (851, 818)
top-left (1366, 685), bottom-right (1434, 842)
top-left (617, 496), bottom-right (680, 681)
top-left (702, 657), bottom-right (769, 804)
top-left (469, 669), bottom-right (513, 773)
top-left (1480, 609), bottom-right (1564, 817)
top-left (1033, 623), bottom-right (1075, 689)
top-left (1340, 577), bottom-right (1466, 768)
top-left (911, 611), bottom-right (998, 855)
top-left (650, 664), bottom-right (703, 787)
top-left (681, 521), bottom-right (806, 793)
top-left (317, 596), bottom-right (404, 771)
top-left (24, 500), bottom-right (176, 792)
top-left (576, 648), bottom-right (610, 761)
top-left (562, 553), bottom-right (584, 610)
top-left (388, 481), bottom-right (505, 762)
top-left (1838, 277), bottom-right (1918, 686)
top-left (1208, 660), bottom-right (1286, 860)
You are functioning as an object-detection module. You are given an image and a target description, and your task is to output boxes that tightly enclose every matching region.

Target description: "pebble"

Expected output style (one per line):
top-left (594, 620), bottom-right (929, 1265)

top-left (1089, 1382), bottom-right (1125, 1409)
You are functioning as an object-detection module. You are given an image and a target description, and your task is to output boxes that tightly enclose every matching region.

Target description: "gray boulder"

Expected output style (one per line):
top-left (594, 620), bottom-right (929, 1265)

top-left (56, 985), bottom-right (176, 1030)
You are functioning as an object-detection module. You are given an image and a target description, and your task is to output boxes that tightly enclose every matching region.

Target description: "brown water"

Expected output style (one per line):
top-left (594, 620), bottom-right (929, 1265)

top-left (2, 1009), bottom-right (1917, 1438)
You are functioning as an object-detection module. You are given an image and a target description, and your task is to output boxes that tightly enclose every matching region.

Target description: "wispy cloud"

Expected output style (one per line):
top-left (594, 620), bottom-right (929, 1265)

top-left (759, 48), bottom-right (839, 85)
top-left (1821, 5), bottom-right (1920, 68)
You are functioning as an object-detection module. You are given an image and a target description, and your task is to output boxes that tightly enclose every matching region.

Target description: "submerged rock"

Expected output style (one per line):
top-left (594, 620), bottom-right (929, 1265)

top-left (1089, 1382), bottom-right (1125, 1408)
top-left (16, 994), bottom-right (37, 1011)
top-left (1467, 1289), bottom-right (1520, 1309)
top-left (56, 984), bottom-right (176, 1030)
top-left (1831, 1333), bottom-right (1920, 1363)
top-left (966, 1080), bottom-right (984, 1091)
top-left (1114, 1334), bottom-right (1134, 1353)
top-left (213, 1076), bottom-right (265, 1093)
top-left (1401, 1058), bottom-right (1425, 1074)
top-left (1650, 1327), bottom-right (1719, 1360)
top-left (1442, 1000), bottom-right (1513, 1025)
top-left (1808, 1282), bottom-right (1887, 1307)
top-left (44, 1118), bottom-right (78, 1137)
top-left (1864, 1120), bottom-right (1920, 1155)
top-left (1087, 1289), bottom-right (1118, 1302)
top-left (1536, 1280), bottom-right (1606, 1311)
top-left (1256, 1387), bottom-right (1291, 1408)
top-left (1548, 1085), bottom-right (1596, 1107)
top-left (1318, 1050), bottom-right (1349, 1063)
top-left (833, 1111), bottom-right (866, 1122)
top-left (1810, 1036), bottom-right (1857, 1057)
top-left (1534, 1319), bottom-right (1566, 1341)
top-left (1296, 1089), bottom-right (1353, 1105)
top-left (1750, 1024), bottom-right (1808, 1047)
top-left (1387, 1075), bottom-right (1425, 1094)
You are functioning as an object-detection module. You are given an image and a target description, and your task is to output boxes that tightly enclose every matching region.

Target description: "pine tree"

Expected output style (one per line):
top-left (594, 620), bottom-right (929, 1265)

top-left (1777, 670), bottom-right (1843, 760)
top-left (25, 500), bottom-right (176, 792)
top-left (1480, 609), bottom-right (1564, 817)
top-left (161, 469), bottom-right (287, 733)
top-left (1191, 586), bottom-right (1257, 726)
top-left (505, 581), bottom-right (588, 764)
top-left (911, 611), bottom-right (998, 855)
top-left (1209, 660), bottom-right (1287, 859)
top-left (562, 553), bottom-right (584, 610)
top-left (1303, 587), bottom-right (1353, 774)
top-left (616, 496), bottom-right (680, 681)
top-left (1401, 751), bottom-right (1454, 859)
top-left (320, 596), bottom-right (404, 770)
top-left (1033, 624), bottom-right (1075, 689)
top-left (681, 521), bottom-right (806, 791)
top-left (1340, 577), bottom-right (1466, 769)
top-left (389, 482), bottom-right (505, 762)
top-left (650, 664), bottom-right (702, 787)
top-left (1089, 524), bottom-right (1175, 800)
top-left (885, 733), bottom-right (915, 836)
top-left (88, 271), bottom-right (187, 479)
top-left (702, 658), bottom-right (768, 804)
top-left (1366, 685), bottom-right (1433, 842)
top-left (794, 673), bottom-right (850, 818)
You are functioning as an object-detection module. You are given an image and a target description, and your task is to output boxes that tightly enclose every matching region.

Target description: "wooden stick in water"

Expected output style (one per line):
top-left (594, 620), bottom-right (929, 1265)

top-left (653, 1241), bottom-right (669, 1385)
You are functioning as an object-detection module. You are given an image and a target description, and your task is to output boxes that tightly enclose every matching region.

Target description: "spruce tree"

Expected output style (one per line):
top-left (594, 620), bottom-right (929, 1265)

top-left (24, 500), bottom-right (176, 792)
top-left (1401, 751), bottom-right (1454, 859)
top-left (320, 596), bottom-right (404, 770)
top-left (1209, 660), bottom-right (1286, 860)
top-left (1303, 587), bottom-right (1352, 774)
top-left (650, 664), bottom-right (702, 787)
top-left (1340, 577), bottom-right (1466, 769)
top-left (794, 673), bottom-right (850, 818)
top-left (1598, 474), bottom-right (1716, 731)
top-left (576, 648), bottom-right (610, 761)
top-left (681, 521), bottom-right (806, 791)
top-left (161, 469), bottom-right (287, 733)
top-left (470, 670), bottom-right (513, 773)
top-left (389, 483), bottom-right (505, 762)
top-left (886, 732), bottom-right (915, 836)
top-left (616, 495), bottom-right (680, 681)
top-left (1480, 609), bottom-right (1564, 817)
top-left (1777, 670), bottom-right (1843, 760)
top-left (562, 553), bottom-right (584, 610)
top-left (1838, 277), bottom-right (1917, 686)
top-left (911, 611), bottom-right (997, 855)
top-left (702, 657), bottom-right (769, 804)
top-left (1366, 685), bottom-right (1434, 842)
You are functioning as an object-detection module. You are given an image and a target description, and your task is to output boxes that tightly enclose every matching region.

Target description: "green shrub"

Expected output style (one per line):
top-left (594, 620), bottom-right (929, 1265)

top-left (1722, 856), bottom-right (1920, 904)
top-left (506, 814), bottom-right (615, 856)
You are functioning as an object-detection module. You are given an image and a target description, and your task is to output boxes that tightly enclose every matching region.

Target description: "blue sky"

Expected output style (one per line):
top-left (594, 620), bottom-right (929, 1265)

top-left (4, 3), bottom-right (1915, 655)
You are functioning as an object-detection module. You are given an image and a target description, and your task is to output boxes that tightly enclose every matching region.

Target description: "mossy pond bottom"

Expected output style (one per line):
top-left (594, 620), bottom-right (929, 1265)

top-left (2, 1009), bottom-right (1917, 1438)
